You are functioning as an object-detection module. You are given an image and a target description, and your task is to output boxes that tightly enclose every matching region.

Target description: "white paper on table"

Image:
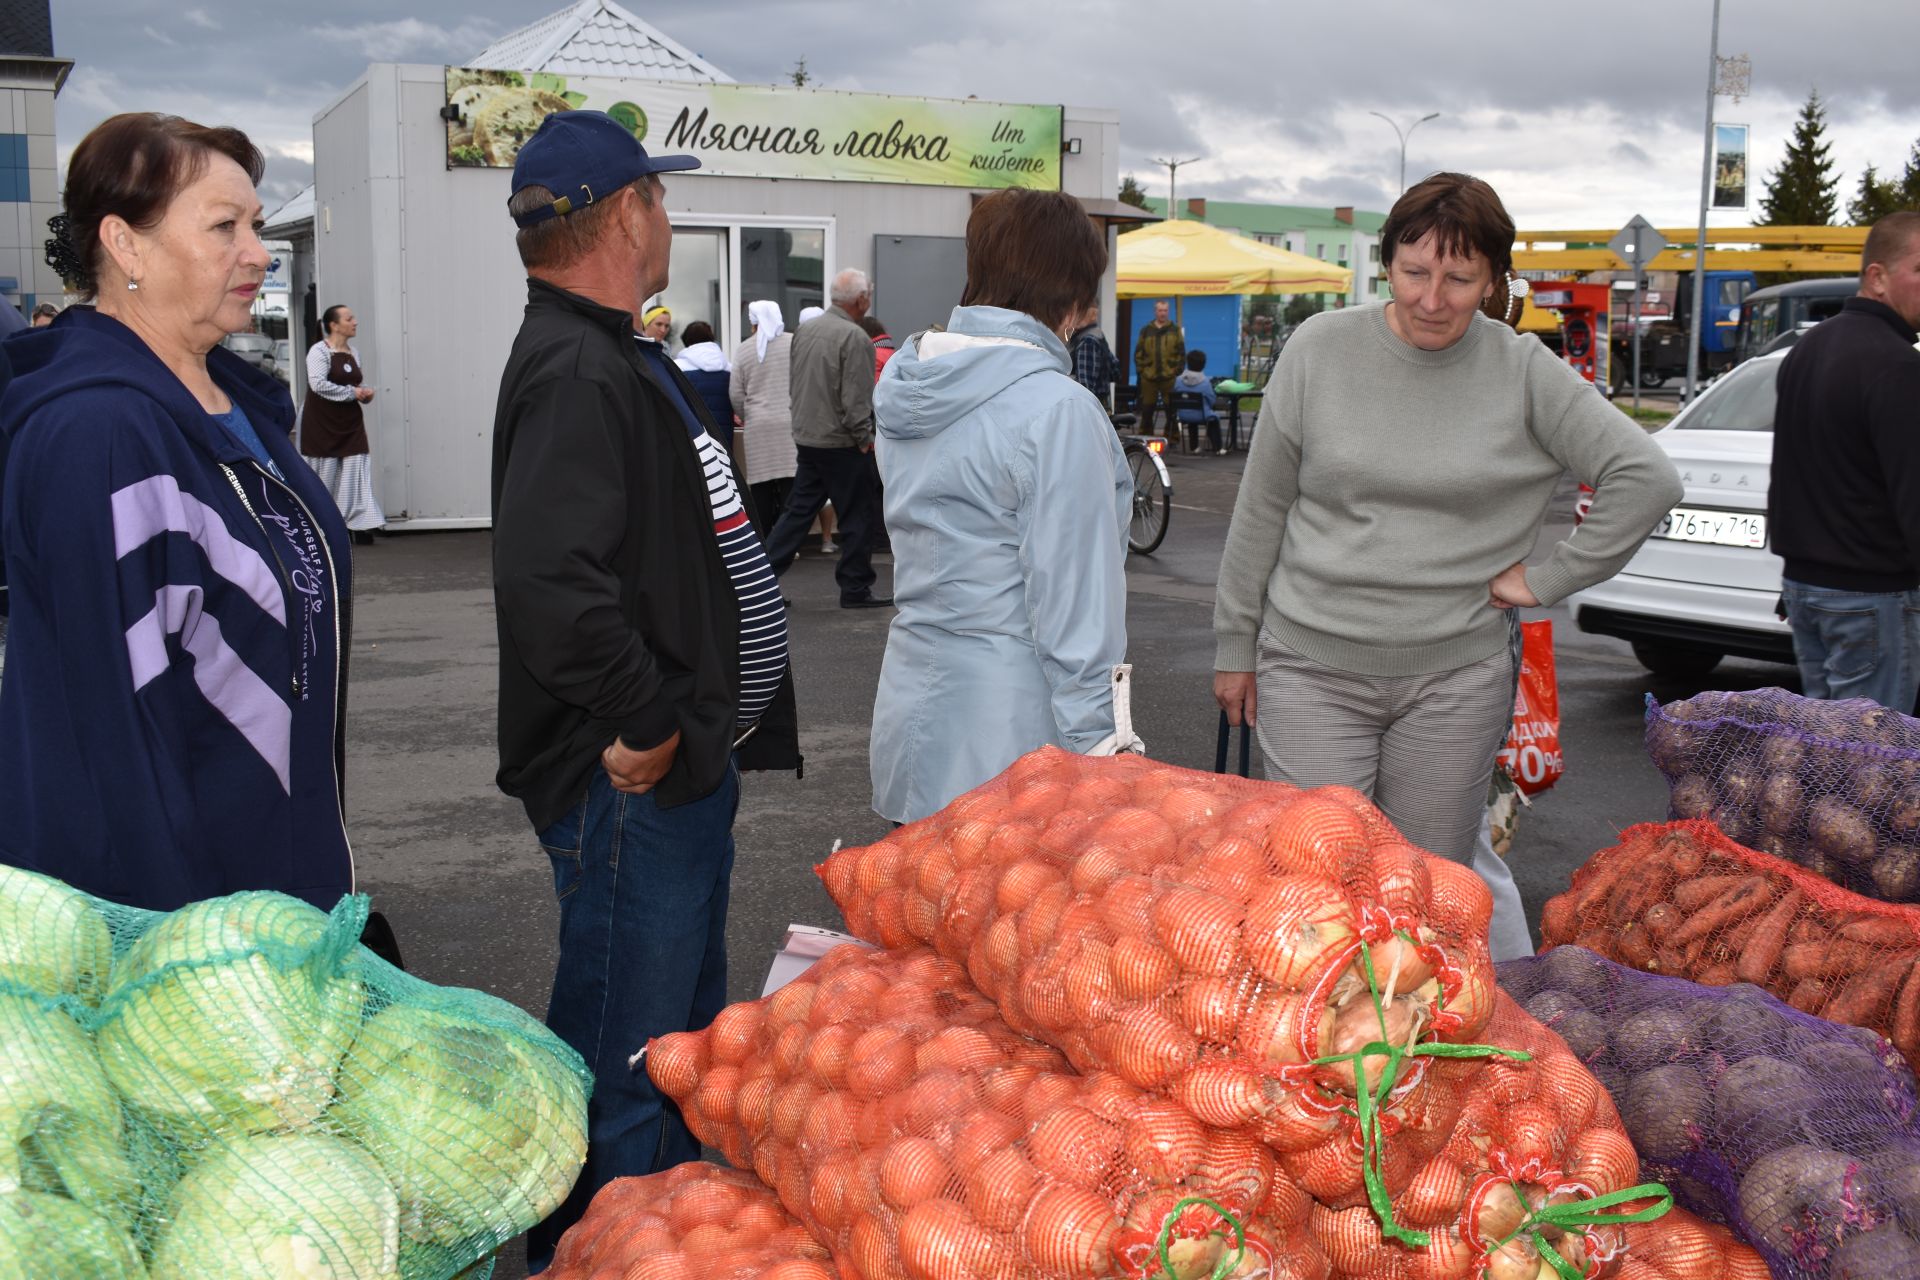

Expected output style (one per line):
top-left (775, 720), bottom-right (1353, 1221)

top-left (760, 923), bottom-right (873, 997)
top-left (629, 924), bottom-right (873, 1070)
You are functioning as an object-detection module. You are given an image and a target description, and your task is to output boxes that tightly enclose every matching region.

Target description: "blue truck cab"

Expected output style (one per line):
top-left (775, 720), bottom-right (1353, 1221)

top-left (1609, 269), bottom-right (1755, 392)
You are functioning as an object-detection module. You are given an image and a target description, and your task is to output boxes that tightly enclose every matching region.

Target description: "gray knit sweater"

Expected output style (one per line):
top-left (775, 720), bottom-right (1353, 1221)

top-left (1214, 306), bottom-right (1682, 677)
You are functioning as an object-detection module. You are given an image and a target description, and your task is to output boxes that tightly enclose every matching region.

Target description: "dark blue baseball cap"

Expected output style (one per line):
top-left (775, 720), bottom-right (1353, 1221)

top-left (509, 110), bottom-right (699, 227)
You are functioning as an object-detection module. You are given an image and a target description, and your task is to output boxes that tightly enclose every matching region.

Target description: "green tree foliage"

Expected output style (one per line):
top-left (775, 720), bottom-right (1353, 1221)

top-left (1759, 91), bottom-right (1839, 226)
top-left (790, 58), bottom-right (810, 88)
top-left (1282, 294), bottom-right (1325, 327)
top-left (1848, 137), bottom-right (1920, 225)
top-left (1118, 173), bottom-right (1151, 210)
top-left (1849, 165), bottom-right (1902, 225)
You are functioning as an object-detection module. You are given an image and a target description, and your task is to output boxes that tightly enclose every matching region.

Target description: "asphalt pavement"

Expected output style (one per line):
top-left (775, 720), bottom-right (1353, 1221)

top-left (343, 440), bottom-right (1801, 1276)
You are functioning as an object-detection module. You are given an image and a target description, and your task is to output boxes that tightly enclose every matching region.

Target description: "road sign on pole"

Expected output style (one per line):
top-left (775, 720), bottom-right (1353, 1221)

top-left (1608, 215), bottom-right (1668, 271)
top-left (1611, 216), bottom-right (1669, 414)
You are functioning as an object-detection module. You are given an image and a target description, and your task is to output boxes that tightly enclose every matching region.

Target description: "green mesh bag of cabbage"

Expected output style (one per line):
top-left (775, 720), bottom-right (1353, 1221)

top-left (0, 864), bottom-right (590, 1280)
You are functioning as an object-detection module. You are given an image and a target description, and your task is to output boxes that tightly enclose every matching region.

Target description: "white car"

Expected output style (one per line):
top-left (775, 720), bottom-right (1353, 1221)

top-left (1566, 350), bottom-right (1793, 677)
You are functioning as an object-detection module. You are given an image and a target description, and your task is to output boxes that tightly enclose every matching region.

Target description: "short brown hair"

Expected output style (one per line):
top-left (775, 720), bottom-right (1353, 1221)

top-left (511, 176), bottom-right (655, 272)
top-left (61, 113), bottom-right (264, 299)
top-left (1380, 172), bottom-right (1514, 282)
top-left (1862, 210), bottom-right (1920, 281)
top-left (959, 189), bottom-right (1106, 332)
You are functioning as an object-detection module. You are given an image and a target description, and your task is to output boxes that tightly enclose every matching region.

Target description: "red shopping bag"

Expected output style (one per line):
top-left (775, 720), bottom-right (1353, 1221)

top-left (1497, 619), bottom-right (1563, 796)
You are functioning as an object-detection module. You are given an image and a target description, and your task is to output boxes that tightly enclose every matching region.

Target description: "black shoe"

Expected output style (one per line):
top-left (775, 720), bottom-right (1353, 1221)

top-left (840, 594), bottom-right (893, 610)
top-left (352, 530), bottom-right (375, 546)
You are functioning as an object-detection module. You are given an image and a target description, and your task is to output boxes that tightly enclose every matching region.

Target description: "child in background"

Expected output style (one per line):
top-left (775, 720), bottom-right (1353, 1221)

top-left (1173, 348), bottom-right (1224, 455)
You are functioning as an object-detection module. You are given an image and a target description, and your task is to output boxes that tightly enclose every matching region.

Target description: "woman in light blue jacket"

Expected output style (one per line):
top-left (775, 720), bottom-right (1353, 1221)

top-left (870, 188), bottom-right (1136, 824)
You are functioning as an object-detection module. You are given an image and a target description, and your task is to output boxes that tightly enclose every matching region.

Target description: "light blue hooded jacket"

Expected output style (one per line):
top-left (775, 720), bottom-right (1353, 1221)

top-left (870, 306), bottom-right (1132, 823)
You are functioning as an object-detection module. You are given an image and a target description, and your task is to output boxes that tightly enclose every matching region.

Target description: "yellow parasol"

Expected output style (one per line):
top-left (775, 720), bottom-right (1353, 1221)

top-left (1116, 218), bottom-right (1355, 298)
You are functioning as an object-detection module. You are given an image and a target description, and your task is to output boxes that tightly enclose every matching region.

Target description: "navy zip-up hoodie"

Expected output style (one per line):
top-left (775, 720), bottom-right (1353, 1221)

top-left (0, 308), bottom-right (355, 911)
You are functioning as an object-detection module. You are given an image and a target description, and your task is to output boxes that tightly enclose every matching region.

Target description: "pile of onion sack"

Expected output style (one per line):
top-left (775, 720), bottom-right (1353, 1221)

top-left (648, 944), bottom-right (1322, 1280)
top-left (816, 749), bottom-right (1500, 1190)
top-left (1646, 689), bottom-right (1920, 903)
top-left (812, 749), bottom-right (1723, 1279)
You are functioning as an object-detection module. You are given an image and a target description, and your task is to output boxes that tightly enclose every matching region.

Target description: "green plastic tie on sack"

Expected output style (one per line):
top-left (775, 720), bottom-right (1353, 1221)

top-left (1492, 1180), bottom-right (1675, 1279)
top-left (1309, 936), bottom-right (1531, 1249)
top-left (1151, 1195), bottom-right (1247, 1280)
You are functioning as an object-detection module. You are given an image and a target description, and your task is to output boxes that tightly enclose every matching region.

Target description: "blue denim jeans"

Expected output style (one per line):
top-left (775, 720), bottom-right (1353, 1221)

top-left (1782, 579), bottom-right (1920, 713)
top-left (524, 758), bottom-right (739, 1271)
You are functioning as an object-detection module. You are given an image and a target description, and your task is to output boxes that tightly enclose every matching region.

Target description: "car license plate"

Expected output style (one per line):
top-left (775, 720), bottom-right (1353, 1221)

top-left (1654, 506), bottom-right (1767, 548)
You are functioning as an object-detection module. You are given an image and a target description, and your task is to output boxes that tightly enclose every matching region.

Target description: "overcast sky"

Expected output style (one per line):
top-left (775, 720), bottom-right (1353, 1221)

top-left (51, 0), bottom-right (1920, 231)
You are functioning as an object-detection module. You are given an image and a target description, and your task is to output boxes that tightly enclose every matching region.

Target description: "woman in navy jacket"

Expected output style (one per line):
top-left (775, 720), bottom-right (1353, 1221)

top-left (0, 113), bottom-right (355, 911)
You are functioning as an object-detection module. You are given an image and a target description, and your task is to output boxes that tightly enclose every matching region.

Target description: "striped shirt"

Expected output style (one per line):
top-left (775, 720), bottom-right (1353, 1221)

top-left (638, 340), bottom-right (788, 725)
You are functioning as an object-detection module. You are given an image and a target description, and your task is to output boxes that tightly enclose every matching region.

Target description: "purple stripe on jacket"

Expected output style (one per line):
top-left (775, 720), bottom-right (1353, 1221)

top-left (111, 474), bottom-right (287, 625)
top-left (124, 583), bottom-right (292, 791)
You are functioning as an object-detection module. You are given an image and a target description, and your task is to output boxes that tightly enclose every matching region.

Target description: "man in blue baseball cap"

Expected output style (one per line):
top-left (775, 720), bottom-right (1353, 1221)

top-left (489, 110), bottom-right (802, 1268)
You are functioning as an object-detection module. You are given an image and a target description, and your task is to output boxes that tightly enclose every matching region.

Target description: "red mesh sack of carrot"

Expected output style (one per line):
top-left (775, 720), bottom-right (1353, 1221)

top-left (645, 943), bottom-right (1328, 1280)
top-left (1539, 820), bottom-right (1920, 1070)
top-left (814, 749), bottom-right (1500, 1191)
top-left (1306, 992), bottom-right (1666, 1280)
top-left (1500, 945), bottom-right (1920, 1280)
top-left (1645, 689), bottom-right (1920, 902)
top-left (546, 1161), bottom-right (837, 1280)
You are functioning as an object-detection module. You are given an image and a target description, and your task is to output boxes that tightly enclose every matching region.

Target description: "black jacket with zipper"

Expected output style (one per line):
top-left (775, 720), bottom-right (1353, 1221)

top-left (1770, 296), bottom-right (1920, 592)
top-left (492, 279), bottom-right (800, 831)
top-left (0, 306), bottom-right (356, 911)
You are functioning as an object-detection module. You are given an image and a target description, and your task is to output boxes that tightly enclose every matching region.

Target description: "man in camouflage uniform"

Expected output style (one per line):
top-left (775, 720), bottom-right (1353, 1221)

top-left (1133, 300), bottom-right (1185, 434)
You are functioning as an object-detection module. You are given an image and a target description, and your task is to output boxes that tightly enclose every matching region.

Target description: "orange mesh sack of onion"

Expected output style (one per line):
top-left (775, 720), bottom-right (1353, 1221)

top-left (1612, 1207), bottom-right (1769, 1280)
top-left (1306, 989), bottom-right (1701, 1279)
top-left (813, 748), bottom-right (1504, 1208)
top-left (545, 1161), bottom-right (837, 1280)
top-left (644, 943), bottom-right (1329, 1280)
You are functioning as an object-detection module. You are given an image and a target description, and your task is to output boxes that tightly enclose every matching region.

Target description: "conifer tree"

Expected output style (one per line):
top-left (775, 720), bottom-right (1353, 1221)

top-left (1759, 90), bottom-right (1839, 225)
top-left (1848, 138), bottom-right (1920, 224)
top-left (1848, 165), bottom-right (1900, 225)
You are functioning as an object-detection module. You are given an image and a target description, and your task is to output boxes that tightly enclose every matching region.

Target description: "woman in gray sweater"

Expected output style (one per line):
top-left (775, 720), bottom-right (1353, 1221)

top-left (1212, 172), bottom-right (1681, 955)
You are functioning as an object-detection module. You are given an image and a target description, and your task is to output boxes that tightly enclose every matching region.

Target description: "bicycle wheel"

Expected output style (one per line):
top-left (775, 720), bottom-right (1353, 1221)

top-left (1127, 445), bottom-right (1170, 555)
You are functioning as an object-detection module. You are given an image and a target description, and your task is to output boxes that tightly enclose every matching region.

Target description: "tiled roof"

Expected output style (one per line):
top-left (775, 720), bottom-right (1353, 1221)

top-left (470, 0), bottom-right (731, 82)
top-left (1145, 197), bottom-right (1388, 235)
top-left (0, 0), bottom-right (54, 58)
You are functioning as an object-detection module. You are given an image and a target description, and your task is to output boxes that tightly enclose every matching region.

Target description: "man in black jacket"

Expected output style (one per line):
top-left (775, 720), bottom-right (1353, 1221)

top-left (490, 112), bottom-right (800, 1268)
top-left (1770, 211), bottom-right (1920, 712)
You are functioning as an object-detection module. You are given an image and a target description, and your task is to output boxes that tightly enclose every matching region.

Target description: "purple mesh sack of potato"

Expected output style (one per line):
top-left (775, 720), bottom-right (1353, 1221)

top-left (1645, 688), bottom-right (1920, 904)
top-left (1499, 945), bottom-right (1920, 1279)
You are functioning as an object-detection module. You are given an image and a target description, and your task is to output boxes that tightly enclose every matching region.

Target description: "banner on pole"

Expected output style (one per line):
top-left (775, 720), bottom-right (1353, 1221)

top-left (443, 68), bottom-right (1063, 191)
top-left (1712, 123), bottom-right (1749, 210)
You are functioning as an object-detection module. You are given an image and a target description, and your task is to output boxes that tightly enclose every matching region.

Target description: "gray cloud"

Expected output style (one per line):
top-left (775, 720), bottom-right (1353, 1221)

top-left (51, 0), bottom-right (1920, 225)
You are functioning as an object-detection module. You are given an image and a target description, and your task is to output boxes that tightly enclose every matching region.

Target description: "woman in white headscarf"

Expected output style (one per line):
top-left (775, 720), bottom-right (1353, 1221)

top-left (729, 300), bottom-right (800, 536)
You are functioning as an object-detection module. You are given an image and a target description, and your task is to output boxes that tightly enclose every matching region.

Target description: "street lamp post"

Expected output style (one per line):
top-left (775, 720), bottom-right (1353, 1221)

top-left (1684, 0), bottom-right (1723, 403)
top-left (1151, 154), bottom-right (1204, 220)
top-left (1367, 111), bottom-right (1440, 194)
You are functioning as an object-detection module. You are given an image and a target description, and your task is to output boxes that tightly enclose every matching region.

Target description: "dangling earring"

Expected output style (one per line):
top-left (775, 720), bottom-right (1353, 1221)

top-left (127, 279), bottom-right (139, 292)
